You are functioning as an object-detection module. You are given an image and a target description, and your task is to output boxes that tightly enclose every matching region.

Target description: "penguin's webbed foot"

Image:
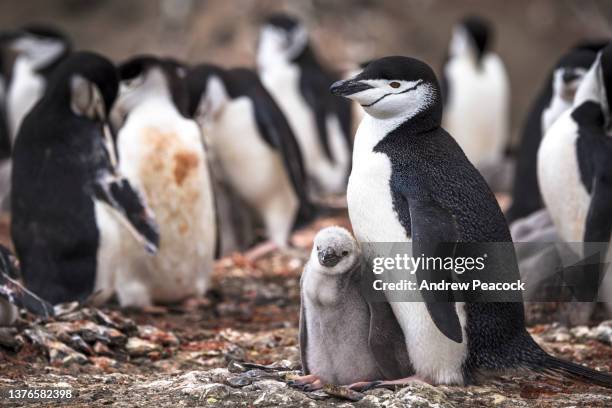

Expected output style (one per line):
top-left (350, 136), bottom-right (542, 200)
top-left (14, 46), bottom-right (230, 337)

top-left (288, 374), bottom-right (324, 391)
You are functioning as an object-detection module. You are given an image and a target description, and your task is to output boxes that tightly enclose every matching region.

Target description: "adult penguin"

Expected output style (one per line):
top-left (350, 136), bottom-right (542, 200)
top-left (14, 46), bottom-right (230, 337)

top-left (11, 51), bottom-right (159, 305)
top-left (110, 55), bottom-right (216, 308)
top-left (186, 64), bottom-right (316, 249)
top-left (257, 13), bottom-right (352, 196)
top-left (441, 15), bottom-right (510, 172)
top-left (538, 44), bottom-right (612, 321)
top-left (507, 46), bottom-right (599, 223)
top-left (331, 56), bottom-right (612, 387)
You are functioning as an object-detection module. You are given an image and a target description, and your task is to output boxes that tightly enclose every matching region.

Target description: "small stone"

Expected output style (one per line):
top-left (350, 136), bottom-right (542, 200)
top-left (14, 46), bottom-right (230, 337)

top-left (137, 325), bottom-right (179, 346)
top-left (322, 384), bottom-right (364, 401)
top-left (125, 337), bottom-right (161, 357)
top-left (227, 375), bottom-right (252, 387)
top-left (93, 341), bottom-right (112, 356)
top-left (594, 320), bottom-right (612, 345)
top-left (0, 327), bottom-right (23, 351)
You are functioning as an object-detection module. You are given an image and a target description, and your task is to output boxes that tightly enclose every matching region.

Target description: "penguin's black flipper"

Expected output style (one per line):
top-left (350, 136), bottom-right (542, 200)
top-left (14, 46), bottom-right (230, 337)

top-left (0, 245), bottom-right (54, 318)
top-left (408, 199), bottom-right (463, 343)
top-left (91, 173), bottom-right (160, 254)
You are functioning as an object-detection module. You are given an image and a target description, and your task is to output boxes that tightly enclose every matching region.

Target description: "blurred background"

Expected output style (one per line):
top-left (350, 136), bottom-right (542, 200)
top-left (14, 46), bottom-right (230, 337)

top-left (1, 0), bottom-right (612, 144)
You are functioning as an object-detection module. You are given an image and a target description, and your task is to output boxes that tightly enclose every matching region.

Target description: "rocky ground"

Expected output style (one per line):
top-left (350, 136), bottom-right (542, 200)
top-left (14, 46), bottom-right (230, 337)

top-left (1, 214), bottom-right (612, 407)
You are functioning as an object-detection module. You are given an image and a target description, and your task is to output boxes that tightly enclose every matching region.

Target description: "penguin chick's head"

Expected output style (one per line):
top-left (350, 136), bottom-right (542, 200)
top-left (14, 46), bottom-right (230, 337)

top-left (312, 226), bottom-right (360, 274)
top-left (185, 64), bottom-right (230, 124)
top-left (331, 56), bottom-right (441, 122)
top-left (449, 15), bottom-right (491, 64)
top-left (550, 49), bottom-right (595, 103)
top-left (113, 55), bottom-right (188, 124)
top-left (45, 51), bottom-right (118, 120)
top-left (257, 13), bottom-right (308, 69)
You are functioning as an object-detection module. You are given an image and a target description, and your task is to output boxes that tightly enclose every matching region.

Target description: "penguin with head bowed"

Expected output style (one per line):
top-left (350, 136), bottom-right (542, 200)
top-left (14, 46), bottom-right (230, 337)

top-left (257, 13), bottom-right (352, 196)
top-left (0, 244), bottom-right (54, 326)
top-left (441, 15), bottom-right (510, 176)
top-left (11, 51), bottom-right (159, 305)
top-left (293, 226), bottom-right (411, 391)
top-left (507, 46), bottom-right (599, 224)
top-left (110, 55), bottom-right (216, 308)
top-left (186, 64), bottom-right (317, 249)
top-left (538, 43), bottom-right (612, 323)
top-left (331, 56), bottom-right (612, 388)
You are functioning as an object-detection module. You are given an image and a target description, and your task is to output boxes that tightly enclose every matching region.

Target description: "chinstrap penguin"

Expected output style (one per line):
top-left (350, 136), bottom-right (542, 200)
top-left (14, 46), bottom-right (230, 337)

top-left (507, 47), bottom-right (598, 223)
top-left (11, 51), bottom-right (159, 305)
top-left (293, 226), bottom-right (411, 390)
top-left (257, 13), bottom-right (352, 196)
top-left (538, 44), bottom-right (612, 323)
top-left (332, 56), bottom-right (612, 387)
top-left (185, 64), bottom-right (316, 249)
top-left (441, 15), bottom-right (510, 174)
top-left (111, 55), bottom-right (216, 308)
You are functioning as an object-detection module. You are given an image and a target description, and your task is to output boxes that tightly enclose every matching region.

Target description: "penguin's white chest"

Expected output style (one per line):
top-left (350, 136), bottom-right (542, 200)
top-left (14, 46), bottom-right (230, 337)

top-left (538, 111), bottom-right (590, 242)
top-left (347, 119), bottom-right (407, 244)
top-left (110, 103), bottom-right (216, 306)
top-left (7, 59), bottom-right (44, 140)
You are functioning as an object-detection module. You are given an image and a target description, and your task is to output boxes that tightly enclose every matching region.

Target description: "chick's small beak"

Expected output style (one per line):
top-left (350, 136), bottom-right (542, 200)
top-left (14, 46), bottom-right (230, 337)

top-left (318, 248), bottom-right (341, 267)
top-left (330, 79), bottom-right (373, 97)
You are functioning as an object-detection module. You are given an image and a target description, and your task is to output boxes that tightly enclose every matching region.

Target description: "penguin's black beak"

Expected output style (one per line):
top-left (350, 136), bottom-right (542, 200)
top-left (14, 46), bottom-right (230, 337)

top-left (330, 79), bottom-right (373, 97)
top-left (318, 248), bottom-right (341, 267)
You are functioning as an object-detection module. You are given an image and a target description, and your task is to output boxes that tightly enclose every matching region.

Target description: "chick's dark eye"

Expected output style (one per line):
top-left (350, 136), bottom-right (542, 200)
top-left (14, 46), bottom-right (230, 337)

top-left (342, 250), bottom-right (349, 256)
top-left (389, 81), bottom-right (401, 88)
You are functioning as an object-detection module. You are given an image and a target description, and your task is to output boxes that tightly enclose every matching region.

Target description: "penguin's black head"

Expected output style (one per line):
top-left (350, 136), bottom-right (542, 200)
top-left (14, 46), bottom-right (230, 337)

top-left (572, 43), bottom-right (612, 124)
top-left (257, 13), bottom-right (309, 69)
top-left (313, 226), bottom-right (360, 273)
top-left (450, 15), bottom-right (491, 66)
top-left (9, 24), bottom-right (71, 74)
top-left (185, 64), bottom-right (229, 122)
top-left (550, 48), bottom-right (597, 103)
top-left (331, 56), bottom-right (441, 122)
top-left (113, 55), bottom-right (189, 125)
top-left (45, 51), bottom-right (118, 120)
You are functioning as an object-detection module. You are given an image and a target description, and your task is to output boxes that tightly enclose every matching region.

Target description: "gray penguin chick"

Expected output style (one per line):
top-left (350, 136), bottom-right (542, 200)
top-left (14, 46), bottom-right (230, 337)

top-left (295, 226), bottom-right (382, 390)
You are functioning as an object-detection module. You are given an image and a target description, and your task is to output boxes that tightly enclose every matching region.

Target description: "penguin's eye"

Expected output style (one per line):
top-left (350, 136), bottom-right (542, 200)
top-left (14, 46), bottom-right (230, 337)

top-left (342, 250), bottom-right (349, 256)
top-left (389, 82), bottom-right (401, 89)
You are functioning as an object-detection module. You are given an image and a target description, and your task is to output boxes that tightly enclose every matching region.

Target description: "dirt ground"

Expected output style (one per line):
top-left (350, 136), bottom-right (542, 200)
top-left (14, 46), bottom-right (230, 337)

top-left (1, 213), bottom-right (611, 407)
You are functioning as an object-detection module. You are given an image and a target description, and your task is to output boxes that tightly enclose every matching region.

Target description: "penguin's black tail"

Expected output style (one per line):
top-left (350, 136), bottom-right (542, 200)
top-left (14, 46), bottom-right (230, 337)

top-left (539, 354), bottom-right (612, 388)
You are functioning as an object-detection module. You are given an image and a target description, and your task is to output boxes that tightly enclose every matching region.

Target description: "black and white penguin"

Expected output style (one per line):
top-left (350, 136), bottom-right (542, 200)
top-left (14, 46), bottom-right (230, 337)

top-left (0, 26), bottom-right (71, 210)
top-left (185, 64), bottom-right (316, 249)
top-left (110, 55), bottom-right (216, 308)
top-left (441, 16), bottom-right (509, 170)
top-left (11, 51), bottom-right (159, 305)
top-left (257, 13), bottom-right (352, 195)
top-left (538, 44), bottom-right (612, 320)
top-left (0, 244), bottom-right (54, 325)
top-left (331, 56), bottom-right (612, 387)
top-left (507, 47), bottom-right (598, 223)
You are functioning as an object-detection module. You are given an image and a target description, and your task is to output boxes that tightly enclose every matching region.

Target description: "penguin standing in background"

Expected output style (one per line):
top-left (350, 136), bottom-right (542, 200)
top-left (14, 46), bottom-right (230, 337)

top-left (442, 16), bottom-right (510, 174)
top-left (11, 51), bottom-right (159, 305)
top-left (257, 13), bottom-right (352, 196)
top-left (186, 64), bottom-right (316, 249)
top-left (331, 56), bottom-right (612, 387)
top-left (507, 47), bottom-right (598, 223)
top-left (294, 226), bottom-right (411, 390)
top-left (0, 26), bottom-right (71, 210)
top-left (111, 56), bottom-right (216, 308)
top-left (538, 44), bottom-right (612, 322)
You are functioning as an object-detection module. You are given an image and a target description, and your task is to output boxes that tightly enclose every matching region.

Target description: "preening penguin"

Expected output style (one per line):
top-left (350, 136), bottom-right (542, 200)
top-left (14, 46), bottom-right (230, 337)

top-left (112, 55), bottom-right (216, 308)
top-left (0, 244), bottom-right (54, 326)
top-left (442, 16), bottom-right (510, 170)
top-left (185, 64), bottom-right (316, 248)
top-left (507, 47), bottom-right (597, 223)
top-left (257, 13), bottom-right (352, 195)
top-left (294, 227), bottom-right (411, 390)
top-left (538, 44), bottom-right (612, 321)
top-left (11, 51), bottom-right (159, 305)
top-left (332, 56), bottom-right (612, 387)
